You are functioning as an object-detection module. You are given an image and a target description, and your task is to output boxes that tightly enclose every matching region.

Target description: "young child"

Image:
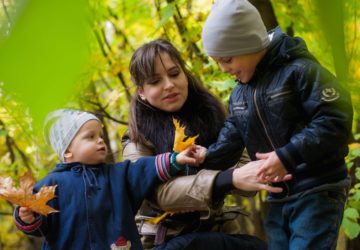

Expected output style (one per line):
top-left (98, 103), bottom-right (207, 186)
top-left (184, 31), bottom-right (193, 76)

top-left (199, 0), bottom-right (353, 249)
top-left (13, 109), bottom-right (200, 250)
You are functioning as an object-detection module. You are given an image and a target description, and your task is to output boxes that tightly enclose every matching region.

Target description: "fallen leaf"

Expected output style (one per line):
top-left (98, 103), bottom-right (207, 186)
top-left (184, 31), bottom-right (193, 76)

top-left (173, 118), bottom-right (199, 153)
top-left (0, 170), bottom-right (58, 216)
top-left (145, 211), bottom-right (176, 224)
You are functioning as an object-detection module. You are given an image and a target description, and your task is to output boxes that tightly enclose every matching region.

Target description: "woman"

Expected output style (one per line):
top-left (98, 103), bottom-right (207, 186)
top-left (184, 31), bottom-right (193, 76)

top-left (122, 39), bottom-right (291, 250)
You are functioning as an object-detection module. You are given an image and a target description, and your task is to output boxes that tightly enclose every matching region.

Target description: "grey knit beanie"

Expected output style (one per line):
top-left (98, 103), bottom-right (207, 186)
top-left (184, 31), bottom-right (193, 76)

top-left (44, 109), bottom-right (100, 162)
top-left (202, 0), bottom-right (270, 57)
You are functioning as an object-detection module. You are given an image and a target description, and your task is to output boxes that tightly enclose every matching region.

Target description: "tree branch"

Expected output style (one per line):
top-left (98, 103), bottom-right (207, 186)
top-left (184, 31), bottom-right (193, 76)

top-left (83, 98), bottom-right (128, 125)
top-left (165, 0), bottom-right (208, 63)
top-left (1, 0), bottom-right (12, 25)
top-left (93, 27), bottom-right (132, 102)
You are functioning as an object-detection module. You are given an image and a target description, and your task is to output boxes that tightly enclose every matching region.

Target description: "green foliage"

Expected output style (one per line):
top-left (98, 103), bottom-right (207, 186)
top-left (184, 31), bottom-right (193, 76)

top-left (0, 0), bottom-right (359, 248)
top-left (156, 2), bottom-right (176, 30)
top-left (343, 137), bottom-right (360, 239)
top-left (273, 0), bottom-right (360, 130)
top-left (0, 0), bottom-right (91, 128)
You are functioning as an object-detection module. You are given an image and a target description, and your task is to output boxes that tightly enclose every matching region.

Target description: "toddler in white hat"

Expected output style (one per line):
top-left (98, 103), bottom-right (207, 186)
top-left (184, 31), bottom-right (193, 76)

top-left (14, 108), bottom-right (200, 249)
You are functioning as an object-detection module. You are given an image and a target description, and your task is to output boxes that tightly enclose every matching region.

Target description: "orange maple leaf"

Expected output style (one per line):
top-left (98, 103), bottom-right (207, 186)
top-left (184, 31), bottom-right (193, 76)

top-left (173, 118), bottom-right (199, 153)
top-left (0, 170), bottom-right (58, 216)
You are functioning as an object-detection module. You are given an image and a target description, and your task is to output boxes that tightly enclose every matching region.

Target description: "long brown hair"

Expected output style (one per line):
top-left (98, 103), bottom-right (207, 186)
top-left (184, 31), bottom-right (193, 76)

top-left (128, 39), bottom-right (226, 154)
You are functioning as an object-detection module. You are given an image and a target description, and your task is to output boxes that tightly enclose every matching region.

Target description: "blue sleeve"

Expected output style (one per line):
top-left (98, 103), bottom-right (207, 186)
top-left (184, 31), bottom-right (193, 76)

top-left (122, 153), bottom-right (184, 212)
top-left (203, 114), bottom-right (245, 170)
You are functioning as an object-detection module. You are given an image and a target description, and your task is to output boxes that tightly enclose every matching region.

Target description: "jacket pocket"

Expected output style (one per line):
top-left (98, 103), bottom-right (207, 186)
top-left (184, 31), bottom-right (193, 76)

top-left (266, 87), bottom-right (299, 121)
top-left (231, 101), bottom-right (248, 129)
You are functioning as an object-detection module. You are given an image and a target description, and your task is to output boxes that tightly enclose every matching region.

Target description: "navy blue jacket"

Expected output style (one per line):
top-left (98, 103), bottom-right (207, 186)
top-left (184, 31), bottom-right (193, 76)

top-left (14, 154), bottom-right (177, 250)
top-left (204, 27), bottom-right (353, 198)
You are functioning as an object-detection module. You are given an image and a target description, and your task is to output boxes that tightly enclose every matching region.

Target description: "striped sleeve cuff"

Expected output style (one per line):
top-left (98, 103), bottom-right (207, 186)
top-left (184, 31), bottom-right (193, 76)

top-left (155, 152), bottom-right (184, 182)
top-left (14, 206), bottom-right (42, 233)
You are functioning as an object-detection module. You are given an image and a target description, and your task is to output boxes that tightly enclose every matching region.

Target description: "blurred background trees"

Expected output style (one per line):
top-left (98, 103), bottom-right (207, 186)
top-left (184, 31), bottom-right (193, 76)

top-left (0, 0), bottom-right (359, 249)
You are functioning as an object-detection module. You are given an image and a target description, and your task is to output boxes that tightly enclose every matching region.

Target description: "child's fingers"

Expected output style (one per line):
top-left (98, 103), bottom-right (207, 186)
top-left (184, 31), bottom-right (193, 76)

top-left (256, 167), bottom-right (267, 177)
top-left (184, 156), bottom-right (197, 166)
top-left (281, 174), bottom-right (292, 182)
top-left (262, 172), bottom-right (293, 183)
top-left (22, 213), bottom-right (34, 221)
top-left (19, 207), bottom-right (31, 215)
top-left (19, 207), bottom-right (36, 224)
top-left (272, 176), bottom-right (280, 182)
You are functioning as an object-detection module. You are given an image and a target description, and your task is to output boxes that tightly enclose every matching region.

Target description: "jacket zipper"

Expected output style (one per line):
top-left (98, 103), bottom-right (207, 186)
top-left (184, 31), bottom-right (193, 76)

top-left (254, 88), bottom-right (290, 196)
top-left (254, 88), bottom-right (275, 149)
top-left (268, 90), bottom-right (292, 100)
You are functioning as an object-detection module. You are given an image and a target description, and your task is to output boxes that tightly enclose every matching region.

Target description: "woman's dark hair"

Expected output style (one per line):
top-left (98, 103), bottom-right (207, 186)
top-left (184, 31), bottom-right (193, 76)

top-left (128, 39), bottom-right (226, 154)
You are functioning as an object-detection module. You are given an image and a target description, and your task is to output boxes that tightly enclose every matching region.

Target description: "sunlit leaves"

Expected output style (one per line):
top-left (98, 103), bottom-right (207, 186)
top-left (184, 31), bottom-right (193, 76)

top-left (343, 208), bottom-right (360, 239)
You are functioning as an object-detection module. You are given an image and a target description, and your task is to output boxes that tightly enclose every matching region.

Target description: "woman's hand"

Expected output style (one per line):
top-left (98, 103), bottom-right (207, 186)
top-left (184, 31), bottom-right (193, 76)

top-left (19, 207), bottom-right (36, 224)
top-left (232, 160), bottom-right (292, 193)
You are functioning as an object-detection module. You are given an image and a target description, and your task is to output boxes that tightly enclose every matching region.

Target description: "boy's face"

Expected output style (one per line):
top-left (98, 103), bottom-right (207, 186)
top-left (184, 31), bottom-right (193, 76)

top-left (65, 120), bottom-right (107, 165)
top-left (211, 49), bottom-right (265, 84)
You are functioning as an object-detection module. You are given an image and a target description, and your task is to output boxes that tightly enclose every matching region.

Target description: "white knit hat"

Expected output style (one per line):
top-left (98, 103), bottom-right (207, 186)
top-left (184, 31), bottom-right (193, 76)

top-left (202, 0), bottom-right (270, 57)
top-left (44, 109), bottom-right (100, 162)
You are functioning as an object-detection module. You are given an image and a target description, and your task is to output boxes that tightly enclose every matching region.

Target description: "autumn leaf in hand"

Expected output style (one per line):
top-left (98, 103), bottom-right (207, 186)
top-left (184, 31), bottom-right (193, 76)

top-left (0, 170), bottom-right (58, 216)
top-left (173, 118), bottom-right (199, 153)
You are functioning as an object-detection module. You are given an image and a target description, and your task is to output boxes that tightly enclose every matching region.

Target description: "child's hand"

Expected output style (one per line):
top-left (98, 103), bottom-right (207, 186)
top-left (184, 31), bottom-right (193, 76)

top-left (232, 160), bottom-right (292, 193)
top-left (176, 145), bottom-right (204, 166)
top-left (19, 207), bottom-right (36, 224)
top-left (256, 151), bottom-right (288, 182)
top-left (193, 145), bottom-right (207, 164)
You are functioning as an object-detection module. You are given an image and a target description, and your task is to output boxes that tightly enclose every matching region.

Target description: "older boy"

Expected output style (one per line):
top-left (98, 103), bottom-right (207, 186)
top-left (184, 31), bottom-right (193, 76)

top-left (200, 0), bottom-right (353, 249)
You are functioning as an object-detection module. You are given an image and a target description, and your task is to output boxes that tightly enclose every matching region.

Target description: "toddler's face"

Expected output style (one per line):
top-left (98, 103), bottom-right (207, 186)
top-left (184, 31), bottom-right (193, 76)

top-left (65, 120), bottom-right (107, 164)
top-left (211, 50), bottom-right (265, 84)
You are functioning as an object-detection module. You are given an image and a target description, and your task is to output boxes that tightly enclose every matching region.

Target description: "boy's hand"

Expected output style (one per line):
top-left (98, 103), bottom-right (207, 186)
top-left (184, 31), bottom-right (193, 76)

top-left (256, 151), bottom-right (288, 182)
top-left (232, 160), bottom-right (292, 193)
top-left (176, 145), bottom-right (204, 166)
top-left (193, 145), bottom-right (207, 164)
top-left (19, 207), bottom-right (36, 224)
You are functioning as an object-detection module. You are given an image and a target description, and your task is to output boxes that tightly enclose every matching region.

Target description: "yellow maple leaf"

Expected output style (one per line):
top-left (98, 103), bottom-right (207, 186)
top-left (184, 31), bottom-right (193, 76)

top-left (173, 118), bottom-right (199, 153)
top-left (0, 170), bottom-right (58, 216)
top-left (145, 211), bottom-right (176, 224)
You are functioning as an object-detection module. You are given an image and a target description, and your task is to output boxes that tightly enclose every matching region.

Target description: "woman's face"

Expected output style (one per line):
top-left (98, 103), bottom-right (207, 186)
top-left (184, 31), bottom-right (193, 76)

top-left (138, 52), bottom-right (188, 112)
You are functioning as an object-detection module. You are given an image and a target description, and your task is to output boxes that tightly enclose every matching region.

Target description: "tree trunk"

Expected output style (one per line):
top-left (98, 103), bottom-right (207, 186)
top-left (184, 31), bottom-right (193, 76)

top-left (249, 0), bottom-right (278, 31)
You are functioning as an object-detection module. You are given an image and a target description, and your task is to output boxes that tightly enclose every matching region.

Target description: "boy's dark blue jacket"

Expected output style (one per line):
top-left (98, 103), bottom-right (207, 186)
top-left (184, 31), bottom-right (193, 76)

top-left (14, 155), bottom-right (174, 250)
top-left (204, 27), bottom-right (353, 198)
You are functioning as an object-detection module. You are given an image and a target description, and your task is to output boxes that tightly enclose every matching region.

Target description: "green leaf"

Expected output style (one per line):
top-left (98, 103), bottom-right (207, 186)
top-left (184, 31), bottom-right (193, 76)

top-left (348, 200), bottom-right (360, 211)
top-left (342, 217), bottom-right (360, 239)
top-left (352, 191), bottom-right (360, 202)
top-left (356, 170), bottom-right (360, 181)
top-left (0, 130), bottom-right (7, 137)
top-left (155, 3), bottom-right (175, 30)
top-left (344, 207), bottom-right (359, 219)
